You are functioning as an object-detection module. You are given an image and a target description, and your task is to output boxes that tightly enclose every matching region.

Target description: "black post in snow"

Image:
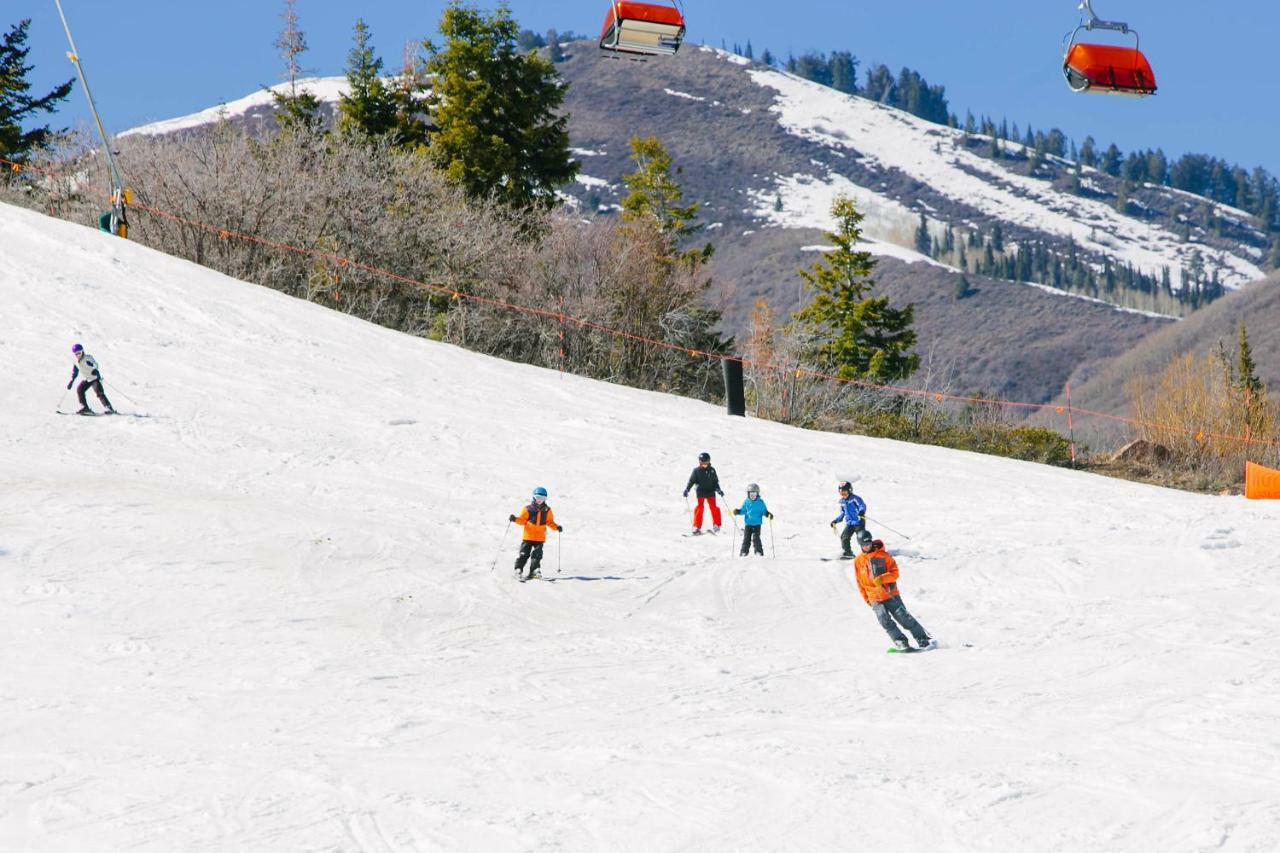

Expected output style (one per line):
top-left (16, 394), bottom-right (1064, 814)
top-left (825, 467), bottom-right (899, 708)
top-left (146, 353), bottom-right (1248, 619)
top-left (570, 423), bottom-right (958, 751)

top-left (723, 357), bottom-right (745, 417)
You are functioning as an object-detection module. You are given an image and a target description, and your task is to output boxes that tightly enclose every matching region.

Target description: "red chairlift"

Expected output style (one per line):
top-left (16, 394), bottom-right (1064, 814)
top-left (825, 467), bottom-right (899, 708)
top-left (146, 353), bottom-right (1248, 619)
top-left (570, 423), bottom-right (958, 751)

top-left (1063, 0), bottom-right (1157, 96)
top-left (599, 1), bottom-right (686, 59)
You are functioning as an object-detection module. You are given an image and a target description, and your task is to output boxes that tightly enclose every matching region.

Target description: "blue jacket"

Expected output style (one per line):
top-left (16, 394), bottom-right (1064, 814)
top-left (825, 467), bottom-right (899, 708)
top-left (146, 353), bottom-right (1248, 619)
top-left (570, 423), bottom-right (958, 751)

top-left (736, 496), bottom-right (770, 526)
top-left (832, 493), bottom-right (867, 526)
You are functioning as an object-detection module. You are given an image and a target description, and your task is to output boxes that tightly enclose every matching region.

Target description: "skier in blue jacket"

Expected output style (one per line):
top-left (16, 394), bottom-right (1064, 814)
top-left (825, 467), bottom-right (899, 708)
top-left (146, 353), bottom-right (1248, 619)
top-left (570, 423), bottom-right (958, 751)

top-left (831, 481), bottom-right (869, 558)
top-left (732, 483), bottom-right (773, 556)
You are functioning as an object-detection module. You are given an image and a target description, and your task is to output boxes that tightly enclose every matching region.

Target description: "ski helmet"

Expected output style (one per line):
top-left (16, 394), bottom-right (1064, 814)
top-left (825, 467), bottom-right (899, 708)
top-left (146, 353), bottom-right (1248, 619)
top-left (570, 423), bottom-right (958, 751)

top-left (838, 481), bottom-right (852, 493)
top-left (532, 486), bottom-right (548, 498)
top-left (746, 483), bottom-right (760, 495)
top-left (71, 343), bottom-right (84, 354)
top-left (871, 538), bottom-right (885, 551)
top-left (698, 452), bottom-right (711, 463)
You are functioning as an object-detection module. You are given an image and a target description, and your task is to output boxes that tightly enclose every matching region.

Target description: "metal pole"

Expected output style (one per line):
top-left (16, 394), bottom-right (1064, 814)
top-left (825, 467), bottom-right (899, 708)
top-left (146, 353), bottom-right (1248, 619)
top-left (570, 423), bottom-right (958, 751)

top-left (1066, 381), bottom-right (1078, 469)
top-left (53, 0), bottom-right (126, 231)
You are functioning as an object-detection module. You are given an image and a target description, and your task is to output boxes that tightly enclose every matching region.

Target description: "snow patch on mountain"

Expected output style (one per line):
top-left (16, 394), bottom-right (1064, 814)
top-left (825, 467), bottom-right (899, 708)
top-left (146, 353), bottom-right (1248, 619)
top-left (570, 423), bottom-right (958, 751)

top-left (122, 77), bottom-right (351, 138)
top-left (746, 68), bottom-right (1266, 289)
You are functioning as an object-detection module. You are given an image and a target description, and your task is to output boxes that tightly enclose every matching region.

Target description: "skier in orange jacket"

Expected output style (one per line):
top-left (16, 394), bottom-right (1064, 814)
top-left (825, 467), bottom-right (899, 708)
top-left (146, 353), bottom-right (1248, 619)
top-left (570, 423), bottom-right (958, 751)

top-left (853, 538), bottom-right (933, 651)
top-left (509, 486), bottom-right (562, 580)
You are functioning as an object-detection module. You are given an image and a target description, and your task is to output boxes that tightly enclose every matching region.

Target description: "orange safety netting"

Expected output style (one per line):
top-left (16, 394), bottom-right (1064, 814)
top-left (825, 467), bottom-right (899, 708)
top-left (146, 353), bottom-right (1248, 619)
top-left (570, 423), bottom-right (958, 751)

top-left (1064, 43), bottom-right (1157, 95)
top-left (1245, 461), bottom-right (1280, 499)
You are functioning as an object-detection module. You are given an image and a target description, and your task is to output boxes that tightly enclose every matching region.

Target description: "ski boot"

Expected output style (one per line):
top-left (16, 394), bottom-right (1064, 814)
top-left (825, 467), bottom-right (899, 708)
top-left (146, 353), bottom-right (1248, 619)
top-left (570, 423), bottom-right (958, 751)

top-left (77, 406), bottom-right (93, 416)
top-left (893, 639), bottom-right (910, 651)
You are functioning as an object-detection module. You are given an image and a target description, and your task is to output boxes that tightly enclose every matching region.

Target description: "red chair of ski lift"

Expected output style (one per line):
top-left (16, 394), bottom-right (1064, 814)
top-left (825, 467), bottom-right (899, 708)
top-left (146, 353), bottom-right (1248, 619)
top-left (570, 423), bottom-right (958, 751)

top-left (599, 1), bottom-right (686, 58)
top-left (1063, 0), bottom-right (1157, 96)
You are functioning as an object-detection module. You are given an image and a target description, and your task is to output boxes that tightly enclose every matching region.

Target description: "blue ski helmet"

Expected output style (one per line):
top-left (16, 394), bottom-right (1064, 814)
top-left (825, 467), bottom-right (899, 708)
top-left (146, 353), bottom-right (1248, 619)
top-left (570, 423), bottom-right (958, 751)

top-left (532, 487), bottom-right (548, 498)
top-left (71, 343), bottom-right (84, 354)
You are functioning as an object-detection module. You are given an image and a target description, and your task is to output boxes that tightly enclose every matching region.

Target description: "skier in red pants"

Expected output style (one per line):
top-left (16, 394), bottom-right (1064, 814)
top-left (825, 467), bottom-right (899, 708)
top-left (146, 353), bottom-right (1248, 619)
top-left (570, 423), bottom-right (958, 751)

top-left (683, 451), bottom-right (724, 534)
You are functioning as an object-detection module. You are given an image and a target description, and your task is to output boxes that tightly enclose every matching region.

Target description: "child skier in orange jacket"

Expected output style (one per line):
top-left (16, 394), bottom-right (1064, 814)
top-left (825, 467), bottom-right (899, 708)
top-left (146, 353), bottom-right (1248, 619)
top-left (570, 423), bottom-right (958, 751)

top-left (853, 538), bottom-right (933, 651)
top-left (509, 486), bottom-right (562, 580)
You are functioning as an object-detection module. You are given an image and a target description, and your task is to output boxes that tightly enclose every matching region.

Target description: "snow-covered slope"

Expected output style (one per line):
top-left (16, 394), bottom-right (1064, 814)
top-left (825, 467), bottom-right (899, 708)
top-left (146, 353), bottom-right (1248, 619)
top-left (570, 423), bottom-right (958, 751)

top-left (3, 201), bottom-right (1278, 851)
top-left (119, 77), bottom-right (350, 138)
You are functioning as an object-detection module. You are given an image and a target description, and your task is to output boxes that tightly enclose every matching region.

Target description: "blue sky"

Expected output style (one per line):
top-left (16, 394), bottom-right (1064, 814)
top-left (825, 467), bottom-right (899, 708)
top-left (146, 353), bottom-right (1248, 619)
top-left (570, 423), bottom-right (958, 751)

top-left (19, 1), bottom-right (1280, 175)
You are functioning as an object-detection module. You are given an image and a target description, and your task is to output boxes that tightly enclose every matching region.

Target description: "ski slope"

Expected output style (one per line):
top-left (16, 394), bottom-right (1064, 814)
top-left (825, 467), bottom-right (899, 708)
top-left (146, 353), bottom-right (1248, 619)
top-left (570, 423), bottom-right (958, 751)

top-left (2, 201), bottom-right (1278, 852)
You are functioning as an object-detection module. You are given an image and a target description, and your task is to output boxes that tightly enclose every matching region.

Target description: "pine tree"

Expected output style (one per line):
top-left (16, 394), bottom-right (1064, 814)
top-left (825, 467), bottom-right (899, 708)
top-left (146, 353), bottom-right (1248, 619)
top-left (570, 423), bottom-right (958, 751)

top-left (423, 3), bottom-right (577, 209)
top-left (1237, 321), bottom-right (1263, 399)
top-left (744, 40), bottom-right (753, 60)
top-left (621, 135), bottom-right (711, 268)
top-left (338, 19), bottom-right (398, 138)
top-left (0, 18), bottom-right (74, 162)
top-left (389, 44), bottom-right (432, 149)
top-left (914, 212), bottom-right (931, 255)
top-left (790, 197), bottom-right (919, 382)
top-left (272, 0), bottom-right (321, 132)
top-left (547, 29), bottom-right (565, 63)
top-left (760, 48), bottom-right (774, 67)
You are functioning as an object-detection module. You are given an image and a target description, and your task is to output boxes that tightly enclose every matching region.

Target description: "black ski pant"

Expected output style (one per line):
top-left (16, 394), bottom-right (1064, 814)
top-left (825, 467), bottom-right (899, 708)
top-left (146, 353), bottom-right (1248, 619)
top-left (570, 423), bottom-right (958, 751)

top-left (739, 524), bottom-right (763, 555)
top-left (840, 522), bottom-right (868, 556)
top-left (77, 379), bottom-right (113, 411)
top-left (514, 540), bottom-right (544, 575)
top-left (871, 596), bottom-right (931, 646)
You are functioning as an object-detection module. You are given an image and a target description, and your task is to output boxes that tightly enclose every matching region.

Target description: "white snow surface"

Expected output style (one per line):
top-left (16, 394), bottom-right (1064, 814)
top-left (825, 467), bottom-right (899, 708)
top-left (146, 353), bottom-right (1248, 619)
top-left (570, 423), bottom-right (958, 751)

top-left (746, 69), bottom-right (1266, 290)
top-left (3, 200), bottom-right (1279, 851)
top-left (120, 77), bottom-right (351, 137)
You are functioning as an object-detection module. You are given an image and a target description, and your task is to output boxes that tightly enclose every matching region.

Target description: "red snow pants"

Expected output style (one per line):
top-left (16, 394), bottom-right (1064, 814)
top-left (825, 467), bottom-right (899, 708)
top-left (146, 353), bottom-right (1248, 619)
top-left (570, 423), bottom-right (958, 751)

top-left (693, 496), bottom-right (722, 529)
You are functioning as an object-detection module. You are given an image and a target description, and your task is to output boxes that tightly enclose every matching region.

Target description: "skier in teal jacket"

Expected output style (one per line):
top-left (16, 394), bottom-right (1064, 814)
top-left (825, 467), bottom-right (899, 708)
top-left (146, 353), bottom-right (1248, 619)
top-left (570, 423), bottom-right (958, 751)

top-left (732, 483), bottom-right (774, 556)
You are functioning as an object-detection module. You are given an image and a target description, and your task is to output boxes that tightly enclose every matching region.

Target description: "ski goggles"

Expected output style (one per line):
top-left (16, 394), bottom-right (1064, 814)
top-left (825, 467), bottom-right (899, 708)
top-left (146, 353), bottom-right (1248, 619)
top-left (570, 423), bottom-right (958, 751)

top-left (747, 491), bottom-right (759, 498)
top-left (532, 495), bottom-right (545, 503)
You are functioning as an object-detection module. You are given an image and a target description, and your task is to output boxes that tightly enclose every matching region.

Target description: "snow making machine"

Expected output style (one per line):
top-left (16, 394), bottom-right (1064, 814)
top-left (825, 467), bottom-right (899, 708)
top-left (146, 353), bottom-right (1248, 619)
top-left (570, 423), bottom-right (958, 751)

top-left (1063, 0), bottom-right (1157, 96)
top-left (599, 1), bottom-right (687, 58)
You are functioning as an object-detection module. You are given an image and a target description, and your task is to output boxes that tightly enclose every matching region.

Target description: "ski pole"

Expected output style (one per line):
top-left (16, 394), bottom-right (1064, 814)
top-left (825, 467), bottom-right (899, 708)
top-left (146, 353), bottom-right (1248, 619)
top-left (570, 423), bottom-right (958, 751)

top-left (557, 531), bottom-right (562, 575)
top-left (489, 521), bottom-right (511, 571)
top-left (730, 513), bottom-right (738, 558)
top-left (768, 517), bottom-right (776, 558)
top-left (863, 514), bottom-right (912, 541)
top-left (55, 386), bottom-right (70, 412)
top-left (102, 379), bottom-right (141, 409)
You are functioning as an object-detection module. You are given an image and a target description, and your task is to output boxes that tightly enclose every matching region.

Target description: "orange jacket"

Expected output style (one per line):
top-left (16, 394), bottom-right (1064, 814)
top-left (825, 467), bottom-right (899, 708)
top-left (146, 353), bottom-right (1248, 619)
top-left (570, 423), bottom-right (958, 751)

top-left (514, 503), bottom-right (560, 542)
top-left (853, 547), bottom-right (900, 605)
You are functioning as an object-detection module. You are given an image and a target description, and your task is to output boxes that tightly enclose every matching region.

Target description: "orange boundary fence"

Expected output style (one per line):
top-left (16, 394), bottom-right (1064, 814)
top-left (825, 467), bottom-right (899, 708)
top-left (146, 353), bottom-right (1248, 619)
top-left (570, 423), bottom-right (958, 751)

top-left (4, 153), bottom-right (1277, 454)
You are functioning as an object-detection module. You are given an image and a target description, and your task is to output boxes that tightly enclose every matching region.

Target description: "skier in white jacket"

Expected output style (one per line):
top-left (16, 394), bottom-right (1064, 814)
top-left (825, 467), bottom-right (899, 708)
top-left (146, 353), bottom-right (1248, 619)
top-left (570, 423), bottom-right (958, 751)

top-left (67, 343), bottom-right (115, 415)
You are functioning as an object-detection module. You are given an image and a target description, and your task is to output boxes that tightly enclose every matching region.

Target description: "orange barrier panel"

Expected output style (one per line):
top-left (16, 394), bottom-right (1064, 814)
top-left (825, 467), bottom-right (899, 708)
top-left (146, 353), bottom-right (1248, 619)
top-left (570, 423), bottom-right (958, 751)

top-left (1245, 461), bottom-right (1280, 499)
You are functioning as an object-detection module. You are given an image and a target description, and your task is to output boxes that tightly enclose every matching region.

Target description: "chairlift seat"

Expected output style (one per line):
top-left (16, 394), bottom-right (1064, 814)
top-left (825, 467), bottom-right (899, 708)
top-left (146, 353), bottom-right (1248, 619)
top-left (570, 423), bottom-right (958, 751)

top-left (1064, 43), bottom-right (1157, 95)
top-left (600, 2), bottom-right (686, 57)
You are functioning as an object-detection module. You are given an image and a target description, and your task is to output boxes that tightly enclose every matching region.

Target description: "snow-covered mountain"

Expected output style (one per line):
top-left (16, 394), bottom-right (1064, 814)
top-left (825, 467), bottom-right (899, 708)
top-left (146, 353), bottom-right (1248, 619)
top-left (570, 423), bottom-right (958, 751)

top-left (4, 200), bottom-right (1279, 850)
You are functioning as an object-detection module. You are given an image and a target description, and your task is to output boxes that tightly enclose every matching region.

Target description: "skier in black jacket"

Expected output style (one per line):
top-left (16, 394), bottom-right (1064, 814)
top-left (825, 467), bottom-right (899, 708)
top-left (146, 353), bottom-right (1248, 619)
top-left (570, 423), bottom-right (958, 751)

top-left (683, 451), bottom-right (724, 534)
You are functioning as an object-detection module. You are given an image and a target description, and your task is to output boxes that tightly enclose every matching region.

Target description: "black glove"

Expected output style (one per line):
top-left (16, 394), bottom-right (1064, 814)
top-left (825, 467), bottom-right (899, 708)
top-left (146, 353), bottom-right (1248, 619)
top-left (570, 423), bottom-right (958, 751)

top-left (508, 514), bottom-right (517, 523)
top-left (716, 490), bottom-right (724, 497)
top-left (732, 509), bottom-right (741, 516)
top-left (66, 381), bottom-right (73, 390)
top-left (767, 513), bottom-right (774, 520)
top-left (682, 489), bottom-right (689, 498)
top-left (830, 521), bottom-right (838, 530)
top-left (557, 524), bottom-right (565, 533)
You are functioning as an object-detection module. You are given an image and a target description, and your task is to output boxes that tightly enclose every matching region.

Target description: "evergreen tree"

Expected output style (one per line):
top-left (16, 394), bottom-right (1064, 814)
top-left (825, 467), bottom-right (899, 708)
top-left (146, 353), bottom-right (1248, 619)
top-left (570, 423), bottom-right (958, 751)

top-left (423, 3), bottom-right (578, 209)
top-left (828, 51), bottom-right (858, 94)
top-left (1101, 143), bottom-right (1122, 177)
top-left (991, 222), bottom-right (1004, 252)
top-left (621, 135), bottom-right (711, 268)
top-left (389, 46), bottom-right (432, 149)
top-left (272, 0), bottom-right (321, 132)
top-left (546, 29), bottom-right (565, 63)
top-left (760, 48), bottom-right (774, 67)
top-left (1, 19), bottom-right (73, 162)
top-left (744, 40), bottom-right (753, 60)
top-left (1237, 321), bottom-right (1263, 399)
top-left (1080, 136), bottom-right (1097, 167)
top-left (338, 19), bottom-right (398, 138)
top-left (790, 197), bottom-right (919, 382)
top-left (515, 29), bottom-right (546, 52)
top-left (914, 213), bottom-right (931, 255)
